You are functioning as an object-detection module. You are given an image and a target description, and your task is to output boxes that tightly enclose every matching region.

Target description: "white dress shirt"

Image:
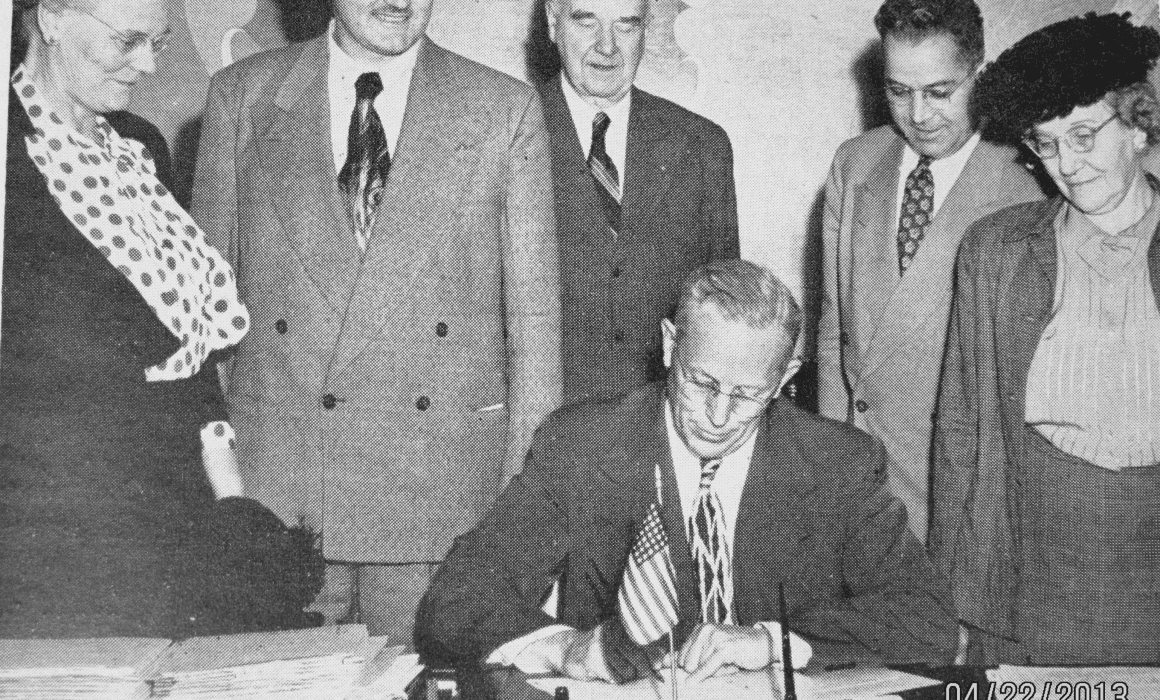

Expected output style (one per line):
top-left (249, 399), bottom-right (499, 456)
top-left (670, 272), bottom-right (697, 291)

top-left (894, 132), bottom-right (980, 225)
top-left (327, 20), bottom-right (421, 176)
top-left (487, 401), bottom-right (811, 673)
top-left (559, 76), bottom-right (631, 182)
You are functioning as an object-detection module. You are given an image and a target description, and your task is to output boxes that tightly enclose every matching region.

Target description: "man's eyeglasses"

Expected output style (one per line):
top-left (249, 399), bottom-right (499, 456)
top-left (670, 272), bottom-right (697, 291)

top-left (1022, 114), bottom-right (1119, 160)
top-left (884, 72), bottom-right (973, 109)
top-left (70, 7), bottom-right (171, 57)
top-left (673, 363), bottom-right (776, 417)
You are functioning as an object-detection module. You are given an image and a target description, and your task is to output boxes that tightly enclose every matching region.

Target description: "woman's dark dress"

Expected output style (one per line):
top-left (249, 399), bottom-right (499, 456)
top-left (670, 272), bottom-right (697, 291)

top-left (0, 90), bottom-right (226, 638)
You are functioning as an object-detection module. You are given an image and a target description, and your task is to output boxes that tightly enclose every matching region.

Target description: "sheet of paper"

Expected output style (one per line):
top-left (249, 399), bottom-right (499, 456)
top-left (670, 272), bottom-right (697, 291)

top-left (527, 665), bottom-right (937, 700)
top-left (0, 637), bottom-right (171, 676)
top-left (351, 653), bottom-right (424, 700)
top-left (988, 666), bottom-right (1160, 696)
top-left (148, 625), bottom-right (369, 675)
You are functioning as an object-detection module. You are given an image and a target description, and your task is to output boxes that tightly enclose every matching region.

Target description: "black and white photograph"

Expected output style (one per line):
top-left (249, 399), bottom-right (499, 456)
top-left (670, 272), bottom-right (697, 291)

top-left (2, 0), bottom-right (1159, 698)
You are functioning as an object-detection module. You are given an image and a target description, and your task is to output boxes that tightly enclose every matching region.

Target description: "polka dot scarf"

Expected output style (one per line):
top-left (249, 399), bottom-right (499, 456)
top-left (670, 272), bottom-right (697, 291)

top-left (13, 66), bottom-right (249, 381)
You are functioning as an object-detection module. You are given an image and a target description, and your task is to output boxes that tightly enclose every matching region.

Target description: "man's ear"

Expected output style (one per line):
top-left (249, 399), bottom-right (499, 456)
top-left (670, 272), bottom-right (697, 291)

top-left (661, 319), bottom-right (676, 369)
top-left (775, 358), bottom-right (803, 397)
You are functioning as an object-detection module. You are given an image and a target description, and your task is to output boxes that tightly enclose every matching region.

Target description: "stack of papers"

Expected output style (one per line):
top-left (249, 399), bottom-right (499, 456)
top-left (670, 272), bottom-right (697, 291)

top-left (350, 646), bottom-right (425, 700)
top-left (148, 625), bottom-right (380, 699)
top-left (0, 637), bottom-right (170, 700)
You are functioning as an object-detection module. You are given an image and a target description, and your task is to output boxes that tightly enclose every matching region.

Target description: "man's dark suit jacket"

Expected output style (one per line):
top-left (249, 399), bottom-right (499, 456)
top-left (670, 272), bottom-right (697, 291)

top-left (541, 76), bottom-right (740, 406)
top-left (416, 383), bottom-right (956, 665)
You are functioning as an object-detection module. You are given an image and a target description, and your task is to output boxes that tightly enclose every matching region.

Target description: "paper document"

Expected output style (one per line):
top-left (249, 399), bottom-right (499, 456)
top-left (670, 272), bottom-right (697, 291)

top-left (988, 666), bottom-right (1159, 696)
top-left (0, 637), bottom-right (171, 700)
top-left (528, 665), bottom-right (938, 700)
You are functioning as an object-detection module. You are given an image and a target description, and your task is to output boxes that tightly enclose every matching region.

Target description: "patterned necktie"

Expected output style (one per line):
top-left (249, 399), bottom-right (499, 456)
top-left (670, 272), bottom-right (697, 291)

top-left (588, 111), bottom-right (622, 236)
top-left (337, 72), bottom-right (390, 251)
top-left (688, 457), bottom-right (734, 625)
top-left (896, 155), bottom-right (934, 274)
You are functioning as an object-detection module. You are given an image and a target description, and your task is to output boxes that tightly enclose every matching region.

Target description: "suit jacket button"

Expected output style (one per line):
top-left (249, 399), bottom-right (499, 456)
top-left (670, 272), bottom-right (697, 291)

top-left (611, 267), bottom-right (622, 278)
top-left (275, 319), bottom-right (288, 334)
top-left (839, 331), bottom-right (849, 346)
top-left (613, 330), bottom-right (625, 342)
top-left (322, 394), bottom-right (337, 410)
top-left (855, 399), bottom-right (869, 413)
top-left (435, 322), bottom-right (449, 337)
top-left (416, 396), bottom-right (431, 411)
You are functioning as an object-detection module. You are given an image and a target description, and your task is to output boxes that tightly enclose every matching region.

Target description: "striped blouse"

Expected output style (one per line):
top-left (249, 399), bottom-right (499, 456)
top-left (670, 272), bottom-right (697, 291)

top-left (1024, 199), bottom-right (1160, 470)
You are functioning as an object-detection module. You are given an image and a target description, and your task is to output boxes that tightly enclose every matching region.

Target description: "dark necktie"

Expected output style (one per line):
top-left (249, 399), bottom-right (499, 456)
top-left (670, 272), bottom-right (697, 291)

top-left (688, 457), bottom-right (733, 624)
top-left (896, 155), bottom-right (934, 274)
top-left (337, 72), bottom-right (390, 251)
top-left (588, 111), bottom-right (622, 236)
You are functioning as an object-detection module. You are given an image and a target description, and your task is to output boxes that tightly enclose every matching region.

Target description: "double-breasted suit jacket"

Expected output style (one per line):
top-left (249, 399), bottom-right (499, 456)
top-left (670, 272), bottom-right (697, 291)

top-left (415, 383), bottom-right (957, 666)
top-left (192, 35), bottom-right (561, 564)
top-left (818, 125), bottom-right (1043, 540)
top-left (540, 76), bottom-right (739, 406)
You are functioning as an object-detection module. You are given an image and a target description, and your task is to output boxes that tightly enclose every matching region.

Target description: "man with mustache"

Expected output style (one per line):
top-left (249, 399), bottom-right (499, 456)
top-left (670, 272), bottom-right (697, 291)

top-left (192, 0), bottom-right (561, 645)
top-left (540, 0), bottom-right (739, 407)
top-left (817, 0), bottom-right (1042, 542)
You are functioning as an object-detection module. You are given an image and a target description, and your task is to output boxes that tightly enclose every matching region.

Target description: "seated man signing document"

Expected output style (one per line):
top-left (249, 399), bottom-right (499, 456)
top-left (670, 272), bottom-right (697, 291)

top-left (416, 260), bottom-right (956, 682)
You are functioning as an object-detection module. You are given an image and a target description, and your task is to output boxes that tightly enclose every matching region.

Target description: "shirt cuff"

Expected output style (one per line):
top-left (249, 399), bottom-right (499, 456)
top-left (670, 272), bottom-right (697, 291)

top-left (485, 624), bottom-right (575, 674)
top-left (755, 621), bottom-right (813, 670)
top-left (200, 421), bottom-right (243, 499)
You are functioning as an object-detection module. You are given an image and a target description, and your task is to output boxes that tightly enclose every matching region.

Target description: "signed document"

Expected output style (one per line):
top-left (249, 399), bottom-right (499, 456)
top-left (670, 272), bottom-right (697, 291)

top-left (527, 665), bottom-right (938, 700)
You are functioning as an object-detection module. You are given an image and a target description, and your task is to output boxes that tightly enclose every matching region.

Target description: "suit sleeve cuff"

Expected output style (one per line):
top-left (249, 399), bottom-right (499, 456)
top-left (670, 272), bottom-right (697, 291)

top-left (755, 621), bottom-right (813, 670)
top-left (485, 624), bottom-right (575, 674)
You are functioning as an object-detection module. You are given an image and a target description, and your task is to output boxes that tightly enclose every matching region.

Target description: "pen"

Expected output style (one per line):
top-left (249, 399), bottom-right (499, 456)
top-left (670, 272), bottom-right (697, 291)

top-left (779, 582), bottom-right (797, 700)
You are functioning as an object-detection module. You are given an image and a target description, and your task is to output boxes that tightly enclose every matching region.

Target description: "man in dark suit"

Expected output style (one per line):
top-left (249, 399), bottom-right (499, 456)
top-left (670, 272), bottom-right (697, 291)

top-left (192, 0), bottom-right (561, 644)
top-left (817, 0), bottom-right (1043, 542)
top-left (541, 0), bottom-right (740, 406)
top-left (416, 260), bottom-right (956, 682)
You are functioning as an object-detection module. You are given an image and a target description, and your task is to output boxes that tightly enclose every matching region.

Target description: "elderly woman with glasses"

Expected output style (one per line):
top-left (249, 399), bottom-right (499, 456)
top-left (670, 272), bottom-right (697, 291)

top-left (930, 12), bottom-right (1160, 664)
top-left (2, 0), bottom-right (323, 638)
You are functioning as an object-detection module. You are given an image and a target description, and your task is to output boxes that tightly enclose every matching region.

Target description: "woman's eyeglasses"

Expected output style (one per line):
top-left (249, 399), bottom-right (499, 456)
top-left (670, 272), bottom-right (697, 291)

top-left (70, 7), bottom-right (171, 58)
top-left (1022, 114), bottom-right (1119, 159)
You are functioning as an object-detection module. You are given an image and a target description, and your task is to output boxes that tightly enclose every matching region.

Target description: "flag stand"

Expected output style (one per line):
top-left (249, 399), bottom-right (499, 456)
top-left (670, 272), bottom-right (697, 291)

top-left (668, 632), bottom-right (677, 700)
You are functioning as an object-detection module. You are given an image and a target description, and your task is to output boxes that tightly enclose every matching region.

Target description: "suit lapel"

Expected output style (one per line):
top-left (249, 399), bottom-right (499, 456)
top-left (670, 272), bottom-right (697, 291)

top-left (850, 138), bottom-right (903, 362)
top-left (258, 35), bottom-right (361, 313)
top-left (329, 40), bottom-right (485, 376)
top-left (861, 140), bottom-right (1030, 377)
top-left (623, 89), bottom-right (689, 237)
top-left (543, 76), bottom-right (615, 254)
top-left (732, 402), bottom-right (817, 626)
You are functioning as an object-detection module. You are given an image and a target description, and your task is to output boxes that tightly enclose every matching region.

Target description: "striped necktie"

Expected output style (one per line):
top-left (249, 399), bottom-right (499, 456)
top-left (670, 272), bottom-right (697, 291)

top-left (588, 111), bottom-right (622, 236)
top-left (689, 457), bottom-right (734, 624)
top-left (337, 72), bottom-right (390, 251)
top-left (896, 155), bottom-right (934, 274)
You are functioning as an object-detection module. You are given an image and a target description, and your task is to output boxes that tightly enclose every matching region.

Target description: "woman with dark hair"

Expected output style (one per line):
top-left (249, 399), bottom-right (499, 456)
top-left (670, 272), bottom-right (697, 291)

top-left (931, 12), bottom-right (1160, 664)
top-left (2, 0), bottom-right (320, 638)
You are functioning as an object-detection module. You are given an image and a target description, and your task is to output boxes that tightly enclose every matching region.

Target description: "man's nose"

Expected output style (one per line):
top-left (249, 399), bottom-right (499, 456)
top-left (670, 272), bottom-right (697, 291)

top-left (129, 44), bottom-right (156, 74)
top-left (911, 91), bottom-right (933, 124)
top-left (594, 25), bottom-right (618, 56)
top-left (705, 391), bottom-right (732, 428)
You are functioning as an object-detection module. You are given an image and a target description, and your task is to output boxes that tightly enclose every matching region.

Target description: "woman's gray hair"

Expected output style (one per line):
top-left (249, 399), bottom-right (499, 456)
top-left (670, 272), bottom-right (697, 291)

top-left (673, 259), bottom-right (802, 345)
top-left (1109, 81), bottom-right (1160, 146)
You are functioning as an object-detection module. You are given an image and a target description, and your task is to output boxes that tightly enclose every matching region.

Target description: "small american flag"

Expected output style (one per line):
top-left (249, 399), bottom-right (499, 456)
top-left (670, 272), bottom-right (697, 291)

top-left (618, 500), bottom-right (680, 645)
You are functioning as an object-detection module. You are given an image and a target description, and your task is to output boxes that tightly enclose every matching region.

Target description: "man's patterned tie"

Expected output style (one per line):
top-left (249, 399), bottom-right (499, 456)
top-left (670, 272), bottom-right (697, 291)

top-left (338, 72), bottom-right (390, 251)
top-left (689, 457), bottom-right (734, 625)
top-left (589, 111), bottom-right (622, 236)
top-left (896, 155), bottom-right (934, 274)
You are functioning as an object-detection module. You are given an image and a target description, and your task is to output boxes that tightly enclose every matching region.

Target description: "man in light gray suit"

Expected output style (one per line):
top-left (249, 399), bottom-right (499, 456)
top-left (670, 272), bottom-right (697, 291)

top-left (818, 0), bottom-right (1042, 542)
top-left (192, 0), bottom-right (561, 644)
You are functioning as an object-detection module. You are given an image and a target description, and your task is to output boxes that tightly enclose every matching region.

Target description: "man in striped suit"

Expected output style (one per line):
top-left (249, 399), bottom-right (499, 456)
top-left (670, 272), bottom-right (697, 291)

top-left (416, 261), bottom-right (955, 681)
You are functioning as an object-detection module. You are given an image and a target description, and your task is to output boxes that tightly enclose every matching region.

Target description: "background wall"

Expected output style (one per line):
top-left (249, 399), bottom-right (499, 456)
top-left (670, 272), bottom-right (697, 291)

top-left (125, 0), bottom-right (1159, 356)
